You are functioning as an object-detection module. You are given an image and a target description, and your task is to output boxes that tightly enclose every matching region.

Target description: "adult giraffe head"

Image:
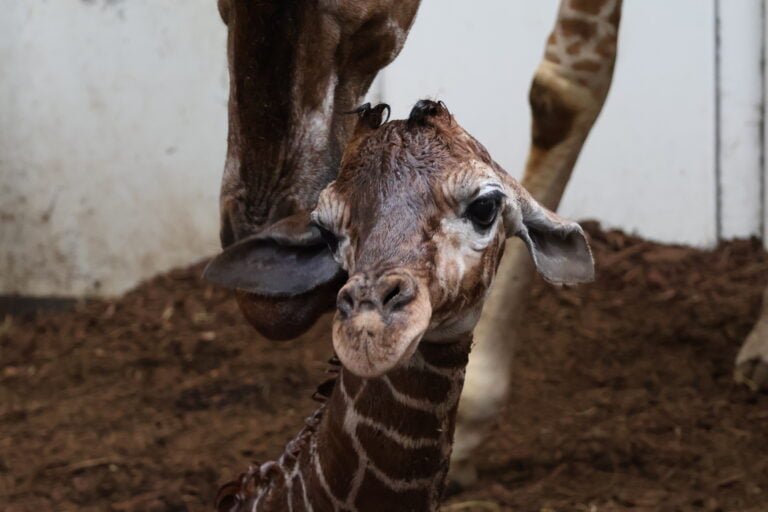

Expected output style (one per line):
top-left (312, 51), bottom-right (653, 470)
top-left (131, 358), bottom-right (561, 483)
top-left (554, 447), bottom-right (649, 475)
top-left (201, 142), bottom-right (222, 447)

top-left (212, 100), bottom-right (595, 377)
top-left (206, 0), bottom-right (421, 339)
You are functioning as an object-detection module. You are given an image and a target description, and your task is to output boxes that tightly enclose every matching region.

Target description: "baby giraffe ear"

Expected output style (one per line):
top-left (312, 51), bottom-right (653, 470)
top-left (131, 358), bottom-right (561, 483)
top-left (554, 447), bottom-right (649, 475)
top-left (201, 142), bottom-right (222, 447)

top-left (500, 173), bottom-right (595, 285)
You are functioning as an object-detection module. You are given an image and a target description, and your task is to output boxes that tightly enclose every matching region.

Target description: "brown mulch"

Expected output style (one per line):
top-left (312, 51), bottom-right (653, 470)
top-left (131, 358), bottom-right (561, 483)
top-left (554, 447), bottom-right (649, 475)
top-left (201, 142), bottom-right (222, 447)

top-left (1, 222), bottom-right (767, 512)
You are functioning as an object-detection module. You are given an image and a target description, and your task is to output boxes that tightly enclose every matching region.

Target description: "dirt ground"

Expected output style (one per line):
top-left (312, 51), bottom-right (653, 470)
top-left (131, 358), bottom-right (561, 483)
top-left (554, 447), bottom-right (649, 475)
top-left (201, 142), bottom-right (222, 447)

top-left (2, 222), bottom-right (767, 512)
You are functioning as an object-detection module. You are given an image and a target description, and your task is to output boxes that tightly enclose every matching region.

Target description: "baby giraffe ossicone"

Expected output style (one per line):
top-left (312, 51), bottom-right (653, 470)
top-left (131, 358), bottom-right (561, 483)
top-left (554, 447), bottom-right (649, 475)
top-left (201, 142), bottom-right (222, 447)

top-left (205, 100), bottom-right (594, 511)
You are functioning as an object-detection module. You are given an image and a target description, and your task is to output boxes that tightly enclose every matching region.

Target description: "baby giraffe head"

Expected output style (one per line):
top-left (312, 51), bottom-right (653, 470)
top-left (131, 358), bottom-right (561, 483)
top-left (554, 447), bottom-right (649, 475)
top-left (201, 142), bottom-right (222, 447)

top-left (311, 100), bottom-right (594, 378)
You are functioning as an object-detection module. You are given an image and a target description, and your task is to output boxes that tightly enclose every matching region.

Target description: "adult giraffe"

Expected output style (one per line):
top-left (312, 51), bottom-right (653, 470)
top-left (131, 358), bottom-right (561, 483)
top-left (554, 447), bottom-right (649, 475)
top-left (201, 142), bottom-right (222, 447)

top-left (210, 0), bottom-right (768, 489)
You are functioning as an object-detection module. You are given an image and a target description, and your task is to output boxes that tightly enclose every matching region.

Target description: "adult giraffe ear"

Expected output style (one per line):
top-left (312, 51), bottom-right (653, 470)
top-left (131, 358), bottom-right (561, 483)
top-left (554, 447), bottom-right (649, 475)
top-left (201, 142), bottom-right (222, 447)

top-left (204, 211), bottom-right (343, 297)
top-left (500, 172), bottom-right (594, 285)
top-left (203, 211), bottom-right (345, 340)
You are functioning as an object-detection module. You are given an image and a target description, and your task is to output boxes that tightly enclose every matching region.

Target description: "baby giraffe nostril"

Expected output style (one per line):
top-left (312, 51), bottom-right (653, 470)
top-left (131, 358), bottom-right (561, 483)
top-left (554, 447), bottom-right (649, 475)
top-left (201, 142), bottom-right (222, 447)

top-left (338, 272), bottom-right (417, 319)
top-left (382, 285), bottom-right (401, 307)
top-left (379, 275), bottom-right (416, 313)
top-left (337, 288), bottom-right (355, 318)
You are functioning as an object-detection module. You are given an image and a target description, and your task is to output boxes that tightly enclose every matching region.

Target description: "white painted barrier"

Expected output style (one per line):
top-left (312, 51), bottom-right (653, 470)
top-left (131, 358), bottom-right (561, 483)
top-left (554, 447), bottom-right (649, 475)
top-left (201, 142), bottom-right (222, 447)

top-left (0, 1), bottom-right (227, 296)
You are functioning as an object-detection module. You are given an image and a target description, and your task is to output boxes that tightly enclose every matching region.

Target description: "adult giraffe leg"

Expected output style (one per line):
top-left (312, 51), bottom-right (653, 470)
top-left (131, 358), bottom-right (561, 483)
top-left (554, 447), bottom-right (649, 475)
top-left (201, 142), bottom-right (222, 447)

top-left (735, 285), bottom-right (768, 391)
top-left (449, 0), bottom-right (623, 487)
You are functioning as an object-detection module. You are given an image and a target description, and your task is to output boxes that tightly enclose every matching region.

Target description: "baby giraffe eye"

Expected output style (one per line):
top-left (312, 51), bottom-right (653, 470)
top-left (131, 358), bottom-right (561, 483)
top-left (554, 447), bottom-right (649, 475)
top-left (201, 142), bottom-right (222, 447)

top-left (312, 222), bottom-right (339, 253)
top-left (465, 192), bottom-right (503, 230)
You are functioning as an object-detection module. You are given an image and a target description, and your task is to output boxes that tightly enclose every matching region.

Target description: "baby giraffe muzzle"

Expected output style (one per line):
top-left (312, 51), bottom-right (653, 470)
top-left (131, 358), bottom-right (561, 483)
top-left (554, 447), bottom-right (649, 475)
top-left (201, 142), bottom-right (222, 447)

top-left (334, 270), bottom-right (432, 378)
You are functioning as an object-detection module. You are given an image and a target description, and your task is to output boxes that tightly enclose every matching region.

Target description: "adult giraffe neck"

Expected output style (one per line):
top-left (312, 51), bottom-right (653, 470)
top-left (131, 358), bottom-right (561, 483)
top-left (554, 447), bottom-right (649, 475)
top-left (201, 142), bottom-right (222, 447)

top-left (217, 336), bottom-right (472, 512)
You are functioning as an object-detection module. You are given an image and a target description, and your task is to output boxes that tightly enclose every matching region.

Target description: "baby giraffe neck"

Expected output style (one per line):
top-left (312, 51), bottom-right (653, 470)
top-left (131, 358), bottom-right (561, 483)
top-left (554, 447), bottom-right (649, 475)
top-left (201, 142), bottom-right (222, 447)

top-left (218, 336), bottom-right (471, 512)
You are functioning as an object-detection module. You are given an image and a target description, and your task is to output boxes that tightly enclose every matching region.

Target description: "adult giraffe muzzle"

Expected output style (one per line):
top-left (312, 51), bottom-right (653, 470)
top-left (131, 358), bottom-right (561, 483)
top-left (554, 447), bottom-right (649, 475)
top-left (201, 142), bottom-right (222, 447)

top-left (205, 0), bottom-right (421, 340)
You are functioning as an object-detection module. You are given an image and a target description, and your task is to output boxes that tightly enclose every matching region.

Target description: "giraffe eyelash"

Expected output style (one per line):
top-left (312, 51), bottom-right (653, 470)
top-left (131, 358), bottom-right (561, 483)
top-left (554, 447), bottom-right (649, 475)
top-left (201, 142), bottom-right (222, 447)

top-left (311, 221), bottom-right (340, 254)
top-left (463, 190), bottom-right (505, 230)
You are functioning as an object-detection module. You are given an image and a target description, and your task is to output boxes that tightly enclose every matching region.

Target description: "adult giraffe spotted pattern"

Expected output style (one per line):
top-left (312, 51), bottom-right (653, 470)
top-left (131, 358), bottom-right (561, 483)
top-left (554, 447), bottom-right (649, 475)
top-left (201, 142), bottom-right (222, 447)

top-left (209, 101), bottom-right (595, 511)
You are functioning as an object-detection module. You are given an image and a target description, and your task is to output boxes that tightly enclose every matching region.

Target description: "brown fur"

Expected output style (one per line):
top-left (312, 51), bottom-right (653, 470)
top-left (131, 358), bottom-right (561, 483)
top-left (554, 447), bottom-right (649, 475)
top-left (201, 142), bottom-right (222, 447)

top-left (572, 58), bottom-right (603, 72)
top-left (596, 33), bottom-right (620, 58)
top-left (560, 18), bottom-right (597, 39)
top-left (569, 0), bottom-right (611, 15)
top-left (528, 78), bottom-right (577, 151)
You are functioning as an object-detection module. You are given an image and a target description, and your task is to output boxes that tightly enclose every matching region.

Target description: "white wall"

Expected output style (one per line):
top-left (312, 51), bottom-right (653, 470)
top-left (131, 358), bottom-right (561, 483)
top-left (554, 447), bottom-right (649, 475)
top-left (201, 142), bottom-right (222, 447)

top-left (0, 0), bottom-right (765, 297)
top-left (0, 1), bottom-right (228, 296)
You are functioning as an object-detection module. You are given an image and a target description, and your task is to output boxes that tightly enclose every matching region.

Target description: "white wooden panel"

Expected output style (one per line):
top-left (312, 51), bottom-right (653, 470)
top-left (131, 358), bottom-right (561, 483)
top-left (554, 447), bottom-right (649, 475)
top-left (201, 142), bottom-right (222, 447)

top-left (718, 0), bottom-right (764, 239)
top-left (0, 1), bottom-right (227, 296)
top-left (375, 0), bottom-right (718, 247)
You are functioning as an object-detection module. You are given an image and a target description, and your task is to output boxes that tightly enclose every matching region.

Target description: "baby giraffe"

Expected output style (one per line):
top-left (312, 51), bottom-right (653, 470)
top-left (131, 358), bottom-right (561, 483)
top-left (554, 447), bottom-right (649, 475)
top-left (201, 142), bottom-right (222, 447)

top-left (207, 100), bottom-right (594, 511)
